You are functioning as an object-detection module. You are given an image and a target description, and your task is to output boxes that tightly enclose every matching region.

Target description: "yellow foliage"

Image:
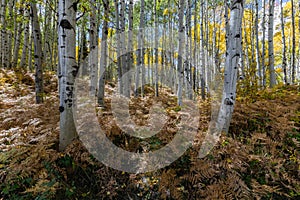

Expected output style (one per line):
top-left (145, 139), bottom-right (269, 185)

top-left (275, 68), bottom-right (283, 73)
top-left (163, 8), bottom-right (169, 16)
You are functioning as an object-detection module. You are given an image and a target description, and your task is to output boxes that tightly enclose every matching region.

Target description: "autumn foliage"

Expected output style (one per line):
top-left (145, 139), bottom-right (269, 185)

top-left (0, 69), bottom-right (299, 199)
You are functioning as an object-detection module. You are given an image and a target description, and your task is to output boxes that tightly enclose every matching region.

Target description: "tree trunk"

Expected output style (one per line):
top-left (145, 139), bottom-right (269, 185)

top-left (120, 0), bottom-right (126, 95)
top-left (30, 3), bottom-right (44, 104)
top-left (255, 0), bottom-right (261, 85)
top-left (20, 4), bottom-right (30, 69)
top-left (135, 0), bottom-right (145, 97)
top-left (89, 0), bottom-right (99, 96)
top-left (28, 32), bottom-right (33, 71)
top-left (262, 0), bottom-right (266, 87)
top-left (125, 0), bottom-right (133, 98)
top-left (200, 0), bottom-right (206, 100)
top-left (218, 0), bottom-right (244, 133)
top-left (154, 0), bottom-right (159, 97)
top-left (291, 0), bottom-right (296, 83)
top-left (12, 18), bottom-right (23, 67)
top-left (193, 0), bottom-right (198, 93)
top-left (114, 0), bottom-right (122, 94)
top-left (177, 0), bottom-right (185, 106)
top-left (6, 0), bottom-right (14, 68)
top-left (280, 0), bottom-right (288, 84)
top-left (43, 4), bottom-right (51, 70)
top-left (98, 0), bottom-right (109, 106)
top-left (0, 0), bottom-right (7, 68)
top-left (0, 0), bottom-right (3, 67)
top-left (268, 0), bottom-right (276, 88)
top-left (58, 0), bottom-right (78, 151)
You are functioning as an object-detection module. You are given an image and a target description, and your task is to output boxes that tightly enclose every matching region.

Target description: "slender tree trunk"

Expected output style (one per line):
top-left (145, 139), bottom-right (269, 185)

top-left (0, 0), bottom-right (7, 68)
top-left (12, 21), bottom-right (23, 68)
top-left (262, 0), bottom-right (266, 87)
top-left (200, 0), bottom-right (206, 100)
top-left (98, 0), bottom-right (109, 106)
top-left (79, 25), bottom-right (88, 76)
top-left (120, 0), bottom-right (126, 95)
top-left (185, 0), bottom-right (192, 100)
top-left (89, 0), bottom-right (99, 96)
top-left (280, 0), bottom-right (288, 84)
top-left (135, 0), bottom-right (145, 97)
top-left (114, 0), bottom-right (122, 94)
top-left (291, 0), bottom-right (296, 83)
top-left (30, 3), bottom-right (44, 104)
top-left (255, 0), bottom-right (261, 85)
top-left (51, 1), bottom-right (58, 71)
top-left (125, 0), bottom-right (133, 98)
top-left (28, 32), bottom-right (33, 71)
top-left (58, 0), bottom-right (78, 150)
top-left (154, 0), bottom-right (159, 97)
top-left (177, 0), bottom-right (185, 106)
top-left (43, 4), bottom-right (51, 70)
top-left (0, 0), bottom-right (3, 67)
top-left (268, 0), bottom-right (276, 88)
top-left (193, 0), bottom-right (198, 93)
top-left (243, 18), bottom-right (250, 77)
top-left (20, 4), bottom-right (30, 69)
top-left (6, 0), bottom-right (14, 68)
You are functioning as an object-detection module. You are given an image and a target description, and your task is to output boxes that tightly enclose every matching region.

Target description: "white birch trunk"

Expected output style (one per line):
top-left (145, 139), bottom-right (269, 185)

top-left (134, 0), bottom-right (145, 97)
top-left (30, 3), bottom-right (44, 104)
top-left (255, 0), bottom-right (261, 84)
top-left (120, 0), bottom-right (126, 95)
top-left (262, 0), bottom-right (266, 87)
top-left (177, 0), bottom-right (185, 106)
top-left (154, 0), bottom-right (159, 97)
top-left (12, 20), bottom-right (23, 67)
top-left (200, 0), bottom-right (206, 100)
top-left (291, 0), bottom-right (296, 83)
top-left (125, 0), bottom-right (133, 98)
top-left (280, 0), bottom-right (288, 84)
top-left (114, 0), bottom-right (122, 94)
top-left (89, 0), bottom-right (99, 96)
top-left (20, 4), bottom-right (30, 69)
top-left (0, 0), bottom-right (7, 68)
top-left (58, 0), bottom-right (78, 150)
top-left (98, 0), bottom-right (109, 106)
top-left (0, 0), bottom-right (5, 67)
top-left (268, 0), bottom-right (276, 88)
top-left (217, 0), bottom-right (244, 134)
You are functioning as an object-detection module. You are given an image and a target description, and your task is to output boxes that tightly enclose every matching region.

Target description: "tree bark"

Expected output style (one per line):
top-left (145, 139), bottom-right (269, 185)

top-left (262, 0), bottom-right (266, 87)
top-left (177, 0), bottom-right (185, 106)
top-left (268, 0), bottom-right (276, 88)
top-left (291, 0), bottom-right (296, 83)
top-left (125, 0), bottom-right (133, 98)
top-left (154, 0), bottom-right (159, 97)
top-left (114, 0), bottom-right (122, 94)
top-left (58, 0), bottom-right (78, 151)
top-left (255, 0), bottom-right (261, 85)
top-left (89, 0), bottom-right (99, 96)
top-left (20, 4), bottom-right (30, 69)
top-left (280, 0), bottom-right (288, 84)
top-left (30, 3), bottom-right (44, 104)
top-left (218, 0), bottom-right (244, 133)
top-left (135, 0), bottom-right (145, 97)
top-left (200, 0), bottom-right (206, 100)
top-left (0, 0), bottom-right (7, 68)
top-left (98, 0), bottom-right (109, 106)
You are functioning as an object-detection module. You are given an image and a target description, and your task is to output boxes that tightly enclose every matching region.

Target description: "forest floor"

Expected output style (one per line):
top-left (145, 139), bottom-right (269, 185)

top-left (0, 68), bottom-right (299, 200)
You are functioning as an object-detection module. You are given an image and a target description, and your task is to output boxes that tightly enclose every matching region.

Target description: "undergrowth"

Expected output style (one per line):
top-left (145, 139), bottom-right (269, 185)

top-left (0, 69), bottom-right (299, 199)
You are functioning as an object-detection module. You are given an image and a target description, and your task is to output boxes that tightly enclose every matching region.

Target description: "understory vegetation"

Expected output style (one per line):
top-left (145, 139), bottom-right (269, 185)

top-left (0, 69), bottom-right (299, 199)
